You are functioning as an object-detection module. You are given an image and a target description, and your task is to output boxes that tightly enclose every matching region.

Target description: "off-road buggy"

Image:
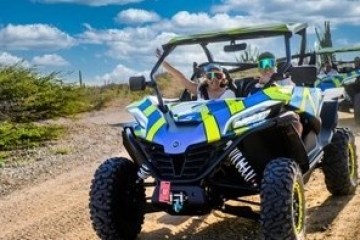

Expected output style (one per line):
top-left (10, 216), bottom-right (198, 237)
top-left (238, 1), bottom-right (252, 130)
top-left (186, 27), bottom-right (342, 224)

top-left (89, 23), bottom-right (358, 240)
top-left (314, 45), bottom-right (360, 124)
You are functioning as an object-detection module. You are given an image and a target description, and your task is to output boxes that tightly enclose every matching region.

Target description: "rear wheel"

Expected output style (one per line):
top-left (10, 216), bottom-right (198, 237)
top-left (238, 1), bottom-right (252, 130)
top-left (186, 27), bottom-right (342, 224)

top-left (260, 158), bottom-right (305, 240)
top-left (323, 128), bottom-right (358, 195)
top-left (354, 92), bottom-right (360, 125)
top-left (89, 157), bottom-right (145, 240)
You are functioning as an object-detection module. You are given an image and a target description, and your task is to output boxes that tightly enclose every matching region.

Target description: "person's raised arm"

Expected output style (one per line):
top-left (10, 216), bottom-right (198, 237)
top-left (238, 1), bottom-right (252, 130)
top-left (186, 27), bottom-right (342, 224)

top-left (156, 48), bottom-right (198, 95)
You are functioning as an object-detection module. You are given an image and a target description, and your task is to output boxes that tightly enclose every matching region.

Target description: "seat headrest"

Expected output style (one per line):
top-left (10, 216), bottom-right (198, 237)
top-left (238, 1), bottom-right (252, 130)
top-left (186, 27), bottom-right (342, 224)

top-left (290, 66), bottom-right (317, 86)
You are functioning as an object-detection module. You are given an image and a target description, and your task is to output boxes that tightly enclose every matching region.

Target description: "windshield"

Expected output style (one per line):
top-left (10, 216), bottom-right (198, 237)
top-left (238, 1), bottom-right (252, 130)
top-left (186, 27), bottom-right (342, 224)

top-left (154, 45), bottom-right (208, 99)
top-left (155, 32), bottom-right (308, 99)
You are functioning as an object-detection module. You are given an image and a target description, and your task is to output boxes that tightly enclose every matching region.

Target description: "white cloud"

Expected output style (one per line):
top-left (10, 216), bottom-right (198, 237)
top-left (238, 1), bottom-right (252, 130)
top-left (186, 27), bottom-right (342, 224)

top-left (155, 11), bottom-right (264, 34)
top-left (79, 25), bottom-right (134, 44)
top-left (0, 24), bottom-right (76, 50)
top-left (79, 12), bottom-right (287, 81)
top-left (211, 0), bottom-right (360, 27)
top-left (78, 11), bottom-right (262, 60)
top-left (33, 0), bottom-right (143, 6)
top-left (95, 63), bottom-right (146, 84)
top-left (79, 25), bottom-right (171, 59)
top-left (32, 54), bottom-right (69, 66)
top-left (0, 52), bottom-right (30, 67)
top-left (79, 5), bottom-right (360, 82)
top-left (78, 11), bottom-right (278, 76)
top-left (115, 8), bottom-right (161, 24)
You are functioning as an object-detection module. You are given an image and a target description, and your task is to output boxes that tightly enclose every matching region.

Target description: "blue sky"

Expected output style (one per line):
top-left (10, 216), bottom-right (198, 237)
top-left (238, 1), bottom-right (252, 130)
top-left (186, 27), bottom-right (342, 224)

top-left (1, 0), bottom-right (360, 85)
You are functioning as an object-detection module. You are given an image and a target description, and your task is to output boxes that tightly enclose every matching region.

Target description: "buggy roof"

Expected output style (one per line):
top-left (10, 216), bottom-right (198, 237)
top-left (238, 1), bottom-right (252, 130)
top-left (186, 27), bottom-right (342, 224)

top-left (163, 22), bottom-right (308, 49)
top-left (317, 45), bottom-right (360, 54)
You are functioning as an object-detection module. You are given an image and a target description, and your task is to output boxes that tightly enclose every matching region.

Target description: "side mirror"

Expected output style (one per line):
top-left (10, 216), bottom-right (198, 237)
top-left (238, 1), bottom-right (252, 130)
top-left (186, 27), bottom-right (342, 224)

top-left (224, 43), bottom-right (247, 52)
top-left (129, 76), bottom-right (146, 91)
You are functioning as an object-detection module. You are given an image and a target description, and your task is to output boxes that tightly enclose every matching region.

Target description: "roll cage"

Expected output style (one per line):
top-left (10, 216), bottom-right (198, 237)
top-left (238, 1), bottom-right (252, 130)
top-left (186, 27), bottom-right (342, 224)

top-left (316, 45), bottom-right (360, 73)
top-left (149, 22), bottom-right (309, 110)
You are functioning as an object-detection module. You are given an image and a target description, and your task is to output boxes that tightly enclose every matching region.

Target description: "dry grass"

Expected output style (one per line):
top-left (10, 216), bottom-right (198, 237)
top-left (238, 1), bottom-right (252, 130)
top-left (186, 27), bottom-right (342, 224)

top-left (231, 68), bottom-right (259, 79)
top-left (156, 73), bottom-right (184, 98)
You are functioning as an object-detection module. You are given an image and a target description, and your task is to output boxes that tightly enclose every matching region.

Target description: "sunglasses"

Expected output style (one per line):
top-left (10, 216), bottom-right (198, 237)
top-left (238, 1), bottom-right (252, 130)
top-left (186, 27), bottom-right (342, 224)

top-left (258, 58), bottom-right (276, 70)
top-left (206, 71), bottom-right (225, 80)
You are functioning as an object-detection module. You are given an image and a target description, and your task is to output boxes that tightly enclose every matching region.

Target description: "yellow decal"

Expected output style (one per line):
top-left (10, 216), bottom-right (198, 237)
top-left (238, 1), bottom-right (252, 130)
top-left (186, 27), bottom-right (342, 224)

top-left (225, 99), bottom-right (245, 115)
top-left (234, 126), bottom-right (249, 136)
top-left (263, 86), bottom-right (292, 102)
top-left (146, 118), bottom-right (166, 141)
top-left (299, 88), bottom-right (317, 114)
top-left (332, 76), bottom-right (342, 87)
top-left (143, 105), bottom-right (157, 117)
top-left (134, 128), bottom-right (145, 138)
top-left (200, 106), bottom-right (221, 143)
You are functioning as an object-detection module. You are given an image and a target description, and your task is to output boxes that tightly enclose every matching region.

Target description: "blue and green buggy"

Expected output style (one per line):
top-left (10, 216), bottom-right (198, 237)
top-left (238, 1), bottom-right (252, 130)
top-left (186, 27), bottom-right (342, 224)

top-left (89, 23), bottom-right (358, 240)
top-left (315, 45), bottom-right (360, 124)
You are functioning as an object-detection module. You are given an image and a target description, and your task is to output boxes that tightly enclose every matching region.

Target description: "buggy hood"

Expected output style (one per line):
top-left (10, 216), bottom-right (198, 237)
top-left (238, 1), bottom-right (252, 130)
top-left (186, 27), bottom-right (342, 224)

top-left (126, 86), bottom-right (322, 154)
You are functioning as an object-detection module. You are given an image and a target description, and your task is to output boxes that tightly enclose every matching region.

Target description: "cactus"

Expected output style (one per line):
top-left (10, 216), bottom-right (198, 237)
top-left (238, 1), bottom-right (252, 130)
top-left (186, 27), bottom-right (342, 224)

top-left (79, 70), bottom-right (83, 86)
top-left (236, 44), bottom-right (259, 63)
top-left (316, 21), bottom-right (335, 63)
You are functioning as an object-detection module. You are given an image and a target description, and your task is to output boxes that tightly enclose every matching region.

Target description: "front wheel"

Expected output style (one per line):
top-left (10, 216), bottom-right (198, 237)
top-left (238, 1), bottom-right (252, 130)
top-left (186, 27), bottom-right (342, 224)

top-left (260, 158), bottom-right (305, 240)
top-left (89, 157), bottom-right (145, 240)
top-left (323, 128), bottom-right (358, 195)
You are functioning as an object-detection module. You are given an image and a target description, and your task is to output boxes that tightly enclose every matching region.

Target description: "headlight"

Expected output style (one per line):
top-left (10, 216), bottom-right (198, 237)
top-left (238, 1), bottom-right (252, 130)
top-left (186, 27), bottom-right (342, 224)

top-left (232, 109), bottom-right (271, 129)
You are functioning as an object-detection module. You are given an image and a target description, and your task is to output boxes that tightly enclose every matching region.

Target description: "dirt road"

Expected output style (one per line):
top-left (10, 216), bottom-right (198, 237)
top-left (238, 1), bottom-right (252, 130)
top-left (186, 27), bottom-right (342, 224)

top-left (0, 108), bottom-right (359, 240)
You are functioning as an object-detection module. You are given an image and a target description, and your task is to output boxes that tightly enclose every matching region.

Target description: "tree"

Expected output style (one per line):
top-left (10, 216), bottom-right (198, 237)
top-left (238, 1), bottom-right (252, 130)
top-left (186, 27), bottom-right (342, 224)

top-left (316, 21), bottom-right (335, 63)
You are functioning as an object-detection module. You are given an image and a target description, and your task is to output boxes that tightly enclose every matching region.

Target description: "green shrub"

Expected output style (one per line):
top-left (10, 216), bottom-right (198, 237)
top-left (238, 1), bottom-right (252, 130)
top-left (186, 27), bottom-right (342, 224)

top-left (0, 65), bottom-right (185, 161)
top-left (0, 66), bottom-right (81, 121)
top-left (0, 66), bottom-right (130, 122)
top-left (0, 121), bottom-right (63, 151)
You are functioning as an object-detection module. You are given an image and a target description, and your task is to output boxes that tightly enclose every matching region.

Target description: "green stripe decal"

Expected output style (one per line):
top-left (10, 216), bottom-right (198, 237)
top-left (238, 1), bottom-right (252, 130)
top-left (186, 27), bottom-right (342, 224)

top-left (298, 88), bottom-right (317, 114)
top-left (146, 118), bottom-right (166, 141)
top-left (263, 86), bottom-right (292, 102)
top-left (234, 127), bottom-right (249, 135)
top-left (299, 88), bottom-right (307, 112)
top-left (307, 90), bottom-right (318, 114)
top-left (134, 129), bottom-right (145, 137)
top-left (225, 99), bottom-right (245, 114)
top-left (333, 76), bottom-right (342, 87)
top-left (201, 106), bottom-right (221, 143)
top-left (143, 105), bottom-right (157, 117)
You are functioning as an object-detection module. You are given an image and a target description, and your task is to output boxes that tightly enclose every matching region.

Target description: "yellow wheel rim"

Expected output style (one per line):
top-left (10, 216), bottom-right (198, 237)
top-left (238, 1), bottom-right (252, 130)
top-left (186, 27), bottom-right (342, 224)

top-left (293, 180), bottom-right (304, 234)
top-left (348, 143), bottom-right (356, 179)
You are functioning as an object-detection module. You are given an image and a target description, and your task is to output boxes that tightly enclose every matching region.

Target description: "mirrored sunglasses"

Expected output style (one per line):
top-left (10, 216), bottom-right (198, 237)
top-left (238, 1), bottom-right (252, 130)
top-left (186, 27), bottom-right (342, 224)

top-left (206, 72), bottom-right (225, 80)
top-left (258, 58), bottom-right (276, 70)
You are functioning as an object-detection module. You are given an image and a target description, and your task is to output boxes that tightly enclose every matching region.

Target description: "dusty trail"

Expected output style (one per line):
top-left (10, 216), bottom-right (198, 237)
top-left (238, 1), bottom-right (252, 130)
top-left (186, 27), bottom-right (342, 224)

top-left (0, 109), bottom-right (359, 240)
top-left (0, 161), bottom-right (99, 240)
